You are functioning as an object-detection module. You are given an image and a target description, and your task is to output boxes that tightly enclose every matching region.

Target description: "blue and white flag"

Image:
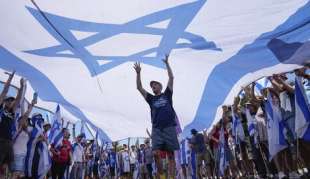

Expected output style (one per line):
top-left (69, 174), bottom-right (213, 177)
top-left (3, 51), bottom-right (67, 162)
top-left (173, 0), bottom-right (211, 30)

top-left (218, 126), bottom-right (228, 176)
top-left (190, 150), bottom-right (197, 179)
top-left (1, 0), bottom-right (310, 140)
top-left (231, 108), bottom-right (244, 144)
top-left (37, 142), bottom-right (52, 179)
top-left (265, 92), bottom-right (287, 160)
top-left (180, 139), bottom-right (189, 165)
top-left (25, 115), bottom-right (51, 179)
top-left (49, 105), bottom-right (63, 148)
top-left (295, 76), bottom-right (310, 141)
top-left (245, 108), bottom-right (256, 137)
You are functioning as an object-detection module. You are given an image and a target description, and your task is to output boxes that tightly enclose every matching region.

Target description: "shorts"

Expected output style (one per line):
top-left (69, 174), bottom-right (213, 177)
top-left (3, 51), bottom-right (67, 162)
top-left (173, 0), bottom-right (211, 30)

top-left (0, 139), bottom-right (13, 166)
top-left (11, 154), bottom-right (26, 173)
top-left (152, 126), bottom-right (180, 152)
top-left (196, 152), bottom-right (211, 166)
top-left (139, 164), bottom-right (147, 174)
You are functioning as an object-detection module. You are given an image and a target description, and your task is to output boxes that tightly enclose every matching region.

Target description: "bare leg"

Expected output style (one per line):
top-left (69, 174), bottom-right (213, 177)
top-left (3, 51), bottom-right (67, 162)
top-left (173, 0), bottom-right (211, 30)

top-left (154, 150), bottom-right (164, 177)
top-left (167, 152), bottom-right (176, 179)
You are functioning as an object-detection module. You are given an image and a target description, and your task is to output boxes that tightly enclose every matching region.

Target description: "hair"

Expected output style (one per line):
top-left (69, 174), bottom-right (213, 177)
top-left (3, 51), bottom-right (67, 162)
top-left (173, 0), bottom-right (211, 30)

top-left (4, 96), bottom-right (15, 102)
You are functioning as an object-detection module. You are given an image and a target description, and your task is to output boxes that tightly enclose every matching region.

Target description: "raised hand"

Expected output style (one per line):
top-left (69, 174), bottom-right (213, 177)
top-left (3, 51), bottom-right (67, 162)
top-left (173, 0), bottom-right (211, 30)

top-left (162, 54), bottom-right (169, 64)
top-left (32, 92), bottom-right (38, 105)
top-left (4, 70), bottom-right (15, 78)
top-left (20, 78), bottom-right (25, 87)
top-left (133, 62), bottom-right (141, 74)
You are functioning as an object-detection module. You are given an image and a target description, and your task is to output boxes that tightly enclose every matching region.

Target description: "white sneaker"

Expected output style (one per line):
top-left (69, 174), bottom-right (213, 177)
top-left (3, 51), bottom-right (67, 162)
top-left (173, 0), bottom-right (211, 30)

top-left (303, 168), bottom-right (309, 173)
top-left (278, 171), bottom-right (286, 179)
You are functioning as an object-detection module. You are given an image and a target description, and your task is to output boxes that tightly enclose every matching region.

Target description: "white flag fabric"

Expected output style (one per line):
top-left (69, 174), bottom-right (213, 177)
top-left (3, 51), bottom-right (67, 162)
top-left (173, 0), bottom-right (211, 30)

top-left (218, 126), bottom-right (228, 176)
top-left (265, 93), bottom-right (287, 160)
top-left (1, 0), bottom-right (310, 140)
top-left (49, 105), bottom-right (63, 148)
top-left (245, 108), bottom-right (256, 137)
top-left (295, 76), bottom-right (310, 140)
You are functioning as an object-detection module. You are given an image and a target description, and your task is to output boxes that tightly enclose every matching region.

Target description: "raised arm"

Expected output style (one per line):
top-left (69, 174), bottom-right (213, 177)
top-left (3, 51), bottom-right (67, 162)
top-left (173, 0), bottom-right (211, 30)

top-left (10, 78), bottom-right (25, 112)
top-left (273, 74), bottom-right (294, 94)
top-left (269, 76), bottom-right (282, 93)
top-left (146, 128), bottom-right (151, 138)
top-left (295, 67), bottom-right (310, 79)
top-left (19, 92), bottom-right (37, 129)
top-left (0, 71), bottom-right (15, 105)
top-left (163, 54), bottom-right (174, 91)
top-left (133, 62), bottom-right (148, 99)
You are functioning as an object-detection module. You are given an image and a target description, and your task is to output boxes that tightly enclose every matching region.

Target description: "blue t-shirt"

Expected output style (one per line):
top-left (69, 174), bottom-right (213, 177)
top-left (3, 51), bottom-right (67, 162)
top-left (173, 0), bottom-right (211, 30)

top-left (146, 87), bottom-right (176, 129)
top-left (108, 151), bottom-right (116, 167)
top-left (190, 133), bottom-right (207, 153)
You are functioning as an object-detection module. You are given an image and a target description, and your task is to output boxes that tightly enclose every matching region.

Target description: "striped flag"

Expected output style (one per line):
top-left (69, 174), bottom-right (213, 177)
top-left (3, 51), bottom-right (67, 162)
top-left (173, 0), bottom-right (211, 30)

top-left (295, 76), bottom-right (310, 141)
top-left (190, 150), bottom-right (196, 179)
top-left (218, 126), bottom-right (228, 176)
top-left (265, 92), bottom-right (287, 160)
top-left (48, 105), bottom-right (63, 148)
top-left (231, 108), bottom-right (244, 144)
top-left (180, 139), bottom-right (189, 165)
top-left (25, 115), bottom-right (51, 179)
top-left (37, 142), bottom-right (52, 179)
top-left (245, 108), bottom-right (256, 137)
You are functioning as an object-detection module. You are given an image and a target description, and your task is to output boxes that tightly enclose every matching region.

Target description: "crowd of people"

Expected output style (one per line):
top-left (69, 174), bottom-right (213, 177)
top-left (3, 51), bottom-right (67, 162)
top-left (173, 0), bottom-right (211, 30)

top-left (0, 63), bottom-right (309, 179)
top-left (183, 66), bottom-right (310, 179)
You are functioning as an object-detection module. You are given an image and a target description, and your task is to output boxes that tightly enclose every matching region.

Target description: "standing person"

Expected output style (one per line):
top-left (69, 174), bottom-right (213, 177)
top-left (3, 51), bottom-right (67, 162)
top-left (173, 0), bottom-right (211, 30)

top-left (50, 128), bottom-right (72, 179)
top-left (144, 139), bottom-right (154, 179)
top-left (108, 144), bottom-right (117, 179)
top-left (133, 54), bottom-right (180, 179)
top-left (189, 129), bottom-right (211, 179)
top-left (129, 145), bottom-right (137, 178)
top-left (11, 94), bottom-right (37, 179)
top-left (25, 113), bottom-right (51, 179)
top-left (0, 72), bottom-right (24, 178)
top-left (137, 144), bottom-right (147, 179)
top-left (119, 144), bottom-right (131, 179)
top-left (70, 134), bottom-right (85, 179)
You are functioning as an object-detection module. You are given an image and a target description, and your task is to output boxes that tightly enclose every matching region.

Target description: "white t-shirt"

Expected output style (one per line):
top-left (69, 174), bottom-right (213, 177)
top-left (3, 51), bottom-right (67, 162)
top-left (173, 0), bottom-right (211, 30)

top-left (73, 143), bottom-right (84, 162)
top-left (129, 151), bottom-right (136, 164)
top-left (13, 127), bottom-right (32, 156)
top-left (121, 151), bottom-right (130, 172)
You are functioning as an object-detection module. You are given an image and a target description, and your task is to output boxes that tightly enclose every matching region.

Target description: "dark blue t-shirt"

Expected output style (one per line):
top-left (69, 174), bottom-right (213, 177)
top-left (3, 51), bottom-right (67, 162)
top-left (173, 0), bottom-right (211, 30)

top-left (0, 104), bottom-right (14, 140)
top-left (190, 133), bottom-right (206, 153)
top-left (146, 87), bottom-right (176, 129)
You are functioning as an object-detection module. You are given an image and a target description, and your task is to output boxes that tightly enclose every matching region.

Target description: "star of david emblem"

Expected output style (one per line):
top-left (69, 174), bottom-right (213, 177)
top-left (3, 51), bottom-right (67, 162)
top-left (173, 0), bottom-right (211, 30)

top-left (25, 0), bottom-right (221, 76)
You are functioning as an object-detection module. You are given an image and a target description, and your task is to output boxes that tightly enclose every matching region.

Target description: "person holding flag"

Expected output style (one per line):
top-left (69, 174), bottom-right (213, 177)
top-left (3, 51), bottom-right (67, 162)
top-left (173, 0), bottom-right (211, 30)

top-left (24, 113), bottom-right (51, 179)
top-left (294, 68), bottom-right (310, 171)
top-left (11, 93), bottom-right (37, 179)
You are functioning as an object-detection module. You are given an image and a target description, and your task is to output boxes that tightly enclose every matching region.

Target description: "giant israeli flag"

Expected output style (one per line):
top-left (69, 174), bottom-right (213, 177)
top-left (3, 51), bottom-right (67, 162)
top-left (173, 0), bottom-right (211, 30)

top-left (1, 0), bottom-right (310, 140)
